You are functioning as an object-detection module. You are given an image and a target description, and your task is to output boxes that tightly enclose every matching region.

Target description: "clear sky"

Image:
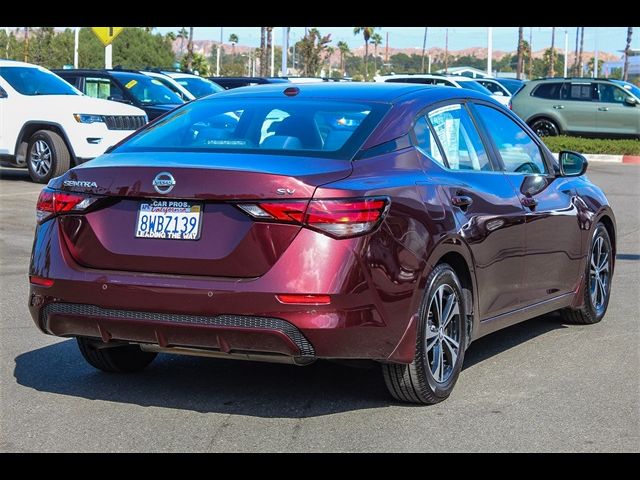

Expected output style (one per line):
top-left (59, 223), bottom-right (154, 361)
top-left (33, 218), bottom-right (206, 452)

top-left (155, 27), bottom-right (638, 55)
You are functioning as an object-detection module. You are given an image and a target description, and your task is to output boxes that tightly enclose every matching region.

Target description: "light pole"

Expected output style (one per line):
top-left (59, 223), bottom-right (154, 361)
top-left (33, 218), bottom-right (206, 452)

top-left (74, 27), bottom-right (79, 68)
top-left (487, 27), bottom-right (493, 76)
top-left (564, 30), bottom-right (569, 77)
top-left (281, 27), bottom-right (289, 77)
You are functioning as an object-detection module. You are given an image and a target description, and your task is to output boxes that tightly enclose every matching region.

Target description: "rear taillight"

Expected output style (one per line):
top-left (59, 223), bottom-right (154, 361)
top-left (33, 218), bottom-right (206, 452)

top-left (36, 188), bottom-right (98, 224)
top-left (236, 197), bottom-right (389, 238)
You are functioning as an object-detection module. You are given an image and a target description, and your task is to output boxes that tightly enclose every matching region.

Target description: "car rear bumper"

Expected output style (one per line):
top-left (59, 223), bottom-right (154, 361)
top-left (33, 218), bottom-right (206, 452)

top-left (28, 220), bottom-right (422, 363)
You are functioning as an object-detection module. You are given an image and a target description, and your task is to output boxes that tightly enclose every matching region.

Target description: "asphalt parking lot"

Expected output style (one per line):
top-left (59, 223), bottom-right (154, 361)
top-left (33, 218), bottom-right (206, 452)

top-left (0, 163), bottom-right (638, 453)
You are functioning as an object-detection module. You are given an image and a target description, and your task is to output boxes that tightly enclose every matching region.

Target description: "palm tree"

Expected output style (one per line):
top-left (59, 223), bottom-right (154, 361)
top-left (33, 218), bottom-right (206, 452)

top-left (353, 27), bottom-right (376, 81)
top-left (577, 27), bottom-right (585, 77)
top-left (260, 27), bottom-right (266, 76)
top-left (177, 27), bottom-right (188, 56)
top-left (516, 27), bottom-right (524, 79)
top-left (421, 27), bottom-right (428, 73)
top-left (229, 33), bottom-right (239, 55)
top-left (23, 27), bottom-right (30, 62)
top-left (325, 46), bottom-right (335, 76)
top-left (549, 27), bottom-right (556, 77)
top-left (266, 27), bottom-right (273, 76)
top-left (186, 27), bottom-right (194, 70)
top-left (371, 32), bottom-right (382, 74)
top-left (337, 40), bottom-right (350, 76)
top-left (623, 27), bottom-right (634, 81)
top-left (166, 31), bottom-right (176, 42)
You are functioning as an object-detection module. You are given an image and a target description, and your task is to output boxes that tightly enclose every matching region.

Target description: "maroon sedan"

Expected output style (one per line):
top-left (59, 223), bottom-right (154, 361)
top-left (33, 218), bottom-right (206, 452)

top-left (29, 83), bottom-right (616, 404)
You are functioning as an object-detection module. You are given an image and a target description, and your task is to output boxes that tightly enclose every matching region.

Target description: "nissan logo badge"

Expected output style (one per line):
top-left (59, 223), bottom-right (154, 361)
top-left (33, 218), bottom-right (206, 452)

top-left (152, 172), bottom-right (176, 194)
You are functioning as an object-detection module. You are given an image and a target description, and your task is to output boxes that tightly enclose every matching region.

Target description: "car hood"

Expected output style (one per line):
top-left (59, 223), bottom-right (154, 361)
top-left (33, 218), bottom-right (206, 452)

top-left (31, 94), bottom-right (146, 116)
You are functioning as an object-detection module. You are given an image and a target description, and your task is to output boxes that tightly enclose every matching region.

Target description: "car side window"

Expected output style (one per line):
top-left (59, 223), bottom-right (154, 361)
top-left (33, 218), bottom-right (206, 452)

top-left (413, 116), bottom-right (445, 167)
top-left (427, 104), bottom-right (492, 171)
top-left (561, 82), bottom-right (598, 101)
top-left (598, 83), bottom-right (630, 104)
top-left (531, 82), bottom-right (563, 99)
top-left (474, 104), bottom-right (547, 174)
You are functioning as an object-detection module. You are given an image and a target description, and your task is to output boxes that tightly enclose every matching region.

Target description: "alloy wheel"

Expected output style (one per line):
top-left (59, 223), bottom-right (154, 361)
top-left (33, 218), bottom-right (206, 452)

top-left (29, 140), bottom-right (52, 177)
top-left (589, 235), bottom-right (611, 315)
top-left (425, 284), bottom-right (461, 384)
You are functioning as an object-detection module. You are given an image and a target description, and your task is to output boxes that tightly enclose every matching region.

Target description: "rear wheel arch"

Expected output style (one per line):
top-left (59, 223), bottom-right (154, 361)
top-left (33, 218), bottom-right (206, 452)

top-left (424, 239), bottom-right (478, 345)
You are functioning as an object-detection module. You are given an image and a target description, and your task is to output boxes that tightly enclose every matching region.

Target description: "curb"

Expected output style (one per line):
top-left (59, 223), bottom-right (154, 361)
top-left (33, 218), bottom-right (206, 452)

top-left (552, 153), bottom-right (640, 164)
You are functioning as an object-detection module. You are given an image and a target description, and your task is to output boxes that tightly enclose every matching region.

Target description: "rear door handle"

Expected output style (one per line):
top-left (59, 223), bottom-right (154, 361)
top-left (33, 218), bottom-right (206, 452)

top-left (598, 106), bottom-right (609, 111)
top-left (451, 195), bottom-right (473, 209)
top-left (553, 104), bottom-right (565, 109)
top-left (521, 197), bottom-right (538, 209)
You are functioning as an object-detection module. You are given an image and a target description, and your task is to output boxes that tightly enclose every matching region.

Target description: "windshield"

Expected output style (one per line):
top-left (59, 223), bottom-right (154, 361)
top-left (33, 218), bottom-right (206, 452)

top-left (0, 66), bottom-right (79, 96)
top-left (111, 72), bottom-right (183, 105)
top-left (174, 76), bottom-right (224, 98)
top-left (457, 80), bottom-right (493, 95)
top-left (611, 80), bottom-right (640, 100)
top-left (115, 97), bottom-right (389, 160)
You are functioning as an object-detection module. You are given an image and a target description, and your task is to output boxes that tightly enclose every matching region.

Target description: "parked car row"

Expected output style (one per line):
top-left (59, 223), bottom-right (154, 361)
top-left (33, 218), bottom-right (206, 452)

top-left (2, 59), bottom-right (638, 183)
top-left (374, 72), bottom-right (639, 139)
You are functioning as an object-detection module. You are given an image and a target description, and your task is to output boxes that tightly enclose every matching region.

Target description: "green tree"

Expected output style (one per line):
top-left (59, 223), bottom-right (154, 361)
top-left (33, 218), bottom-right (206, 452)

top-left (337, 40), bottom-right (350, 76)
top-left (229, 33), bottom-right (238, 55)
top-left (177, 28), bottom-right (188, 56)
top-left (296, 28), bottom-right (331, 76)
top-left (186, 27), bottom-right (194, 70)
top-left (325, 45), bottom-right (334, 76)
top-left (370, 32), bottom-right (382, 74)
top-left (516, 27), bottom-right (524, 79)
top-left (181, 52), bottom-right (210, 76)
top-left (353, 27), bottom-right (377, 81)
top-left (623, 27), bottom-right (633, 81)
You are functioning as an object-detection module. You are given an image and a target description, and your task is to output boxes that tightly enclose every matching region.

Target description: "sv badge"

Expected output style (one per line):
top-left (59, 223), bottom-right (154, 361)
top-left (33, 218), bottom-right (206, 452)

top-left (276, 188), bottom-right (296, 195)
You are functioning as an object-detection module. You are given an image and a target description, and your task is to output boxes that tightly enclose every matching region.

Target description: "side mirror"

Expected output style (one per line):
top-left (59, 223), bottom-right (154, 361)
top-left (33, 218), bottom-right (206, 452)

top-left (559, 150), bottom-right (588, 176)
top-left (624, 96), bottom-right (638, 107)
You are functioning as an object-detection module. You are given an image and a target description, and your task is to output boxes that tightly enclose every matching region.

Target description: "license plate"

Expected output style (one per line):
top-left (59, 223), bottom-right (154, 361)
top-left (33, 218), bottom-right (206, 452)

top-left (135, 200), bottom-right (203, 240)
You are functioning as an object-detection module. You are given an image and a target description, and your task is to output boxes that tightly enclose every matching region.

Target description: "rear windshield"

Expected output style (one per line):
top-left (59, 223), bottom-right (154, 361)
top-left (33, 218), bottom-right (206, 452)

top-left (115, 97), bottom-right (389, 160)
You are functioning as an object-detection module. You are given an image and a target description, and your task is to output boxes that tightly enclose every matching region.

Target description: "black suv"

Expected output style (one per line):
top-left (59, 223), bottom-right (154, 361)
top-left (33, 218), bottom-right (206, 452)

top-left (53, 69), bottom-right (185, 120)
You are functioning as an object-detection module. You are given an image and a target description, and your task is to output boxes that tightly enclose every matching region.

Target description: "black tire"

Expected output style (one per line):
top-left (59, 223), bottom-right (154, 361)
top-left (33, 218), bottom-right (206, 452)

top-left (382, 263), bottom-right (467, 404)
top-left (529, 118), bottom-right (560, 137)
top-left (560, 222), bottom-right (613, 325)
top-left (77, 337), bottom-right (157, 373)
top-left (27, 130), bottom-right (71, 183)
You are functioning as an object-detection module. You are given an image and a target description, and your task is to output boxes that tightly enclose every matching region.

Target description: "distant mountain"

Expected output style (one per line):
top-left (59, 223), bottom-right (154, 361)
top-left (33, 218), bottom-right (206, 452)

top-left (174, 39), bottom-right (620, 66)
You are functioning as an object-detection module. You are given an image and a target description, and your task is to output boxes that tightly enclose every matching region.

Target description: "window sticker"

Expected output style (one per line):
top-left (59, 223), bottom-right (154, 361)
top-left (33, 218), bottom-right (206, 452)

top-left (124, 79), bottom-right (138, 89)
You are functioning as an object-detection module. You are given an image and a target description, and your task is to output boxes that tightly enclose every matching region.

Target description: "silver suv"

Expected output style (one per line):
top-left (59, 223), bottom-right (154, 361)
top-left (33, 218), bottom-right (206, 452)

top-left (511, 78), bottom-right (640, 139)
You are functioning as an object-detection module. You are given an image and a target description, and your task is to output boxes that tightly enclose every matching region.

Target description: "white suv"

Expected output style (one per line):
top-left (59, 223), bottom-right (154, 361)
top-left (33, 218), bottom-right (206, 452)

top-left (0, 60), bottom-right (147, 183)
top-left (374, 73), bottom-right (509, 106)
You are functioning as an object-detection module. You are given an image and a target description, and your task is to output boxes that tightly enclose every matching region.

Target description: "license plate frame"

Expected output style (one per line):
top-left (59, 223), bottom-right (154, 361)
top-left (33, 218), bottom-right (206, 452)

top-left (134, 200), bottom-right (203, 241)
